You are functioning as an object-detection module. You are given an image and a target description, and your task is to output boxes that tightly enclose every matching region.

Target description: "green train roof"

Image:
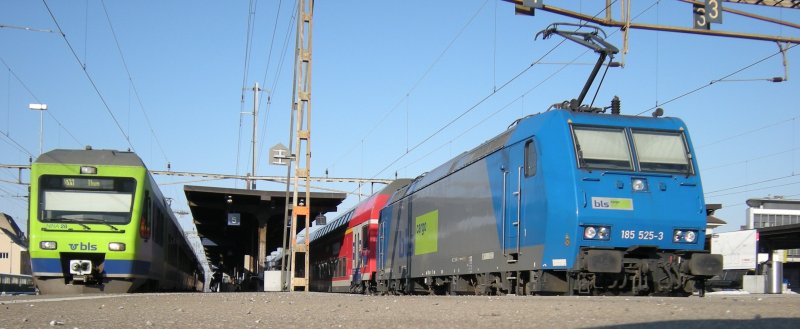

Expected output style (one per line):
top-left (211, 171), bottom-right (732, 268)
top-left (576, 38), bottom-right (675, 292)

top-left (35, 148), bottom-right (145, 167)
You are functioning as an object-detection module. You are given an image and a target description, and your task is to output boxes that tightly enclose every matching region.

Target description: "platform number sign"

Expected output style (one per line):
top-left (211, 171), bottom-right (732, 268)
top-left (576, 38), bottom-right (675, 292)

top-left (227, 212), bottom-right (241, 226)
top-left (705, 0), bottom-right (722, 23)
top-left (694, 0), bottom-right (722, 30)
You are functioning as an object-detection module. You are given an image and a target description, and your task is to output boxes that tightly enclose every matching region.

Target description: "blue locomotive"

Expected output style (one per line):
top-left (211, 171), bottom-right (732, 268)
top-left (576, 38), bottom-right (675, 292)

top-left (375, 103), bottom-right (722, 296)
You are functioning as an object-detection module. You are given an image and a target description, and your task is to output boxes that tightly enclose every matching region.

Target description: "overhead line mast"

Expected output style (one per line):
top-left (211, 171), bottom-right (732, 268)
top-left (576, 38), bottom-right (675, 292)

top-left (287, 0), bottom-right (314, 292)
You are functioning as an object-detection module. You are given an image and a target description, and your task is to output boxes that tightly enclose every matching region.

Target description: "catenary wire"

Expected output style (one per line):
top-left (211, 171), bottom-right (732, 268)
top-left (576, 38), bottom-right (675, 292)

top-left (1, 132), bottom-right (34, 157)
top-left (256, 0), bottom-right (285, 170)
top-left (100, 0), bottom-right (169, 165)
top-left (395, 46), bottom-right (590, 175)
top-left (326, 0), bottom-right (492, 174)
top-left (256, 2), bottom-right (296, 170)
top-left (257, 4), bottom-right (297, 168)
top-left (704, 173), bottom-right (799, 195)
top-left (391, 0), bottom-right (662, 179)
top-left (0, 56), bottom-right (83, 147)
top-left (702, 146), bottom-right (799, 172)
top-left (42, 0), bottom-right (136, 152)
top-left (636, 43), bottom-right (799, 116)
top-left (724, 193), bottom-right (800, 209)
top-left (698, 115), bottom-right (798, 149)
top-left (368, 1), bottom-right (620, 179)
top-left (235, 0), bottom-right (259, 186)
top-left (705, 179), bottom-right (800, 198)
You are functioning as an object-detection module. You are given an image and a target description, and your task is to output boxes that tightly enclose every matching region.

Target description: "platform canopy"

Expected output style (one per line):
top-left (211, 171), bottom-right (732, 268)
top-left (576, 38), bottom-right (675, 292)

top-left (758, 223), bottom-right (800, 252)
top-left (184, 185), bottom-right (345, 277)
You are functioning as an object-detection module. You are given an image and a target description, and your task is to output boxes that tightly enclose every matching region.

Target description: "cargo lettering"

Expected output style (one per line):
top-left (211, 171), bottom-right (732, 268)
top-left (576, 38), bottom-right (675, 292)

top-left (414, 210), bottom-right (438, 255)
top-left (68, 242), bottom-right (98, 251)
top-left (416, 222), bottom-right (427, 235)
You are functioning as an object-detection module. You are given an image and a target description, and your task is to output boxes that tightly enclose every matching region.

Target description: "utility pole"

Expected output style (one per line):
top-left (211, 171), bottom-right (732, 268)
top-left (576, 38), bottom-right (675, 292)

top-left (250, 82), bottom-right (261, 190)
top-left (288, 0), bottom-right (314, 292)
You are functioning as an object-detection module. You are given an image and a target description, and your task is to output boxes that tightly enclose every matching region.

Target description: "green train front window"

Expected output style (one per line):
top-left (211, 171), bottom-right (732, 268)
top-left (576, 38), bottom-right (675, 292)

top-left (38, 175), bottom-right (136, 224)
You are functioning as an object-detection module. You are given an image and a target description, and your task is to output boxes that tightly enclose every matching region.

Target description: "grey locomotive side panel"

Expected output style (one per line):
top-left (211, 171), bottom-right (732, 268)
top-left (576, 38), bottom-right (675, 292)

top-left (381, 149), bottom-right (546, 282)
top-left (406, 159), bottom-right (499, 278)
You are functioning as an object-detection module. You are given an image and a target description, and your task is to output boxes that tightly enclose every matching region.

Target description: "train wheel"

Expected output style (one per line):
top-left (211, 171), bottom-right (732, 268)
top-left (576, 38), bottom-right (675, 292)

top-left (697, 279), bottom-right (706, 297)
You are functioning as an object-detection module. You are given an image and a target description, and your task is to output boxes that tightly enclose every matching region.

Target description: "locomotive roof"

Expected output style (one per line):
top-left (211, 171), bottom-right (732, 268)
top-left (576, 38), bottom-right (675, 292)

top-left (35, 148), bottom-right (145, 167)
top-left (396, 108), bottom-right (690, 201)
top-left (406, 128), bottom-right (515, 196)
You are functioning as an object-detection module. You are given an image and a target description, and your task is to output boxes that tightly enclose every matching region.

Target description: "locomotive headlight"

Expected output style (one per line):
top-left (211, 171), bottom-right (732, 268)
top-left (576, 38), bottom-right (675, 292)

top-left (631, 178), bottom-right (648, 192)
top-left (584, 226), bottom-right (597, 239)
top-left (684, 231), bottom-right (697, 243)
top-left (597, 226), bottom-right (610, 240)
top-left (673, 229), bottom-right (698, 243)
top-left (40, 241), bottom-right (57, 250)
top-left (80, 166), bottom-right (97, 174)
top-left (673, 230), bottom-right (683, 242)
top-left (108, 242), bottom-right (126, 251)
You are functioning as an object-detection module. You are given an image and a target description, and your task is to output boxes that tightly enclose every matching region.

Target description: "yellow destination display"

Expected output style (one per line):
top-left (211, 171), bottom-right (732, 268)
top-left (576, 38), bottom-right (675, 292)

top-left (61, 177), bottom-right (114, 190)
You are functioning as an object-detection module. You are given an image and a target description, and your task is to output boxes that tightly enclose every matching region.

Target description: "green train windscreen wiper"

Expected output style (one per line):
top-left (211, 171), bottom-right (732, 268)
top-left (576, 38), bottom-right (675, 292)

top-left (72, 217), bottom-right (120, 231)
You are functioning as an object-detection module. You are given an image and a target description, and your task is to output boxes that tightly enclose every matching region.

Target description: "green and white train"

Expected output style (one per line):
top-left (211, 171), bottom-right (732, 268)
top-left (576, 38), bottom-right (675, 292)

top-left (28, 148), bottom-right (203, 294)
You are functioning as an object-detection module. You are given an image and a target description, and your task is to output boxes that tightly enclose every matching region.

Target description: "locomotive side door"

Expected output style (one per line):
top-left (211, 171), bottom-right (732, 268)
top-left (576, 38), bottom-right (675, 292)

top-left (502, 142), bottom-right (524, 263)
top-left (502, 138), bottom-right (537, 263)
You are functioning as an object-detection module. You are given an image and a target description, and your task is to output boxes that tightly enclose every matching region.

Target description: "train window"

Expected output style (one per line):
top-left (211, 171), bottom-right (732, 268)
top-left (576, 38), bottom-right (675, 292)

top-left (631, 130), bottom-right (693, 174)
top-left (154, 206), bottom-right (164, 245)
top-left (362, 225), bottom-right (369, 249)
top-left (524, 139), bottom-right (537, 177)
top-left (572, 126), bottom-right (632, 171)
top-left (38, 176), bottom-right (136, 224)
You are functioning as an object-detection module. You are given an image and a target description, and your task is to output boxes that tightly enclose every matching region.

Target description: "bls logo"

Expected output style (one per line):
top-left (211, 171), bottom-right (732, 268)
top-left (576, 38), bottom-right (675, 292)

top-left (593, 199), bottom-right (610, 208)
top-left (68, 242), bottom-right (98, 251)
top-left (591, 197), bottom-right (634, 211)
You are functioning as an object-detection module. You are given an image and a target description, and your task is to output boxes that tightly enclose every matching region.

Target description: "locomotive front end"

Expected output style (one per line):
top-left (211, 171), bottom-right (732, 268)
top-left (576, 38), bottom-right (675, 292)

top-left (29, 152), bottom-right (146, 294)
top-left (567, 116), bottom-right (722, 296)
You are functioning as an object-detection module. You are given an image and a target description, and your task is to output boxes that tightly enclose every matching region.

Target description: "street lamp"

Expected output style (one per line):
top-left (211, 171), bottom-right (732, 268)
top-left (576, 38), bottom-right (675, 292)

top-left (28, 103), bottom-right (47, 155)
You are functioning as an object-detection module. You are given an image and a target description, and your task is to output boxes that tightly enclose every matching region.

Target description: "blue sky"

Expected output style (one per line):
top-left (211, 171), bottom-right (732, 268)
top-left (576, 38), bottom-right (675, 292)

top-left (1, 0), bottom-right (798, 237)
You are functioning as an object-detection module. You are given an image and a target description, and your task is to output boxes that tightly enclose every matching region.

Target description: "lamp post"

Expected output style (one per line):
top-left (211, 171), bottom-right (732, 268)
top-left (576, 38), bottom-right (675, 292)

top-left (28, 103), bottom-right (47, 155)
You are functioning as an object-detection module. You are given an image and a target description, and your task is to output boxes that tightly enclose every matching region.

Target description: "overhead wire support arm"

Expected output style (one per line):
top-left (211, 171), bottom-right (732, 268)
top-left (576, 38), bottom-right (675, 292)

top-left (0, 24), bottom-right (54, 33)
top-left (536, 23), bottom-right (619, 110)
top-left (503, 0), bottom-right (800, 44)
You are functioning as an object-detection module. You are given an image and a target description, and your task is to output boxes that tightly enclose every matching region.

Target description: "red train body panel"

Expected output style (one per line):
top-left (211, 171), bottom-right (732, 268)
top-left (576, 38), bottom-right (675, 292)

top-left (309, 180), bottom-right (410, 293)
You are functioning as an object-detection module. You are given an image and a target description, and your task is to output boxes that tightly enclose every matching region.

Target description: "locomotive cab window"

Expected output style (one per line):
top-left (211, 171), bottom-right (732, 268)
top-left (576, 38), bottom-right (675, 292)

top-left (572, 126), bottom-right (632, 171)
top-left (632, 130), bottom-right (693, 175)
top-left (38, 175), bottom-right (136, 224)
top-left (524, 139), bottom-right (537, 177)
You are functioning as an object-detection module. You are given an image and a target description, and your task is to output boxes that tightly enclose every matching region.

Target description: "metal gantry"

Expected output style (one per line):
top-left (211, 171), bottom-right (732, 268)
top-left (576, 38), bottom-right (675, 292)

top-left (288, 0), bottom-right (314, 292)
top-left (505, 1), bottom-right (800, 50)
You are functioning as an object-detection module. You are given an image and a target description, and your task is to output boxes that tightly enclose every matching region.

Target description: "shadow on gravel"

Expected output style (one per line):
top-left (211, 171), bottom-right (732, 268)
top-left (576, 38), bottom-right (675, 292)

top-left (590, 318), bottom-right (800, 329)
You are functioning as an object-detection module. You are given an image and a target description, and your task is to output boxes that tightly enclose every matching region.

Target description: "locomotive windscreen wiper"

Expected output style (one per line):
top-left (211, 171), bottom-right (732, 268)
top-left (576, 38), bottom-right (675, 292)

top-left (536, 23), bottom-right (619, 111)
